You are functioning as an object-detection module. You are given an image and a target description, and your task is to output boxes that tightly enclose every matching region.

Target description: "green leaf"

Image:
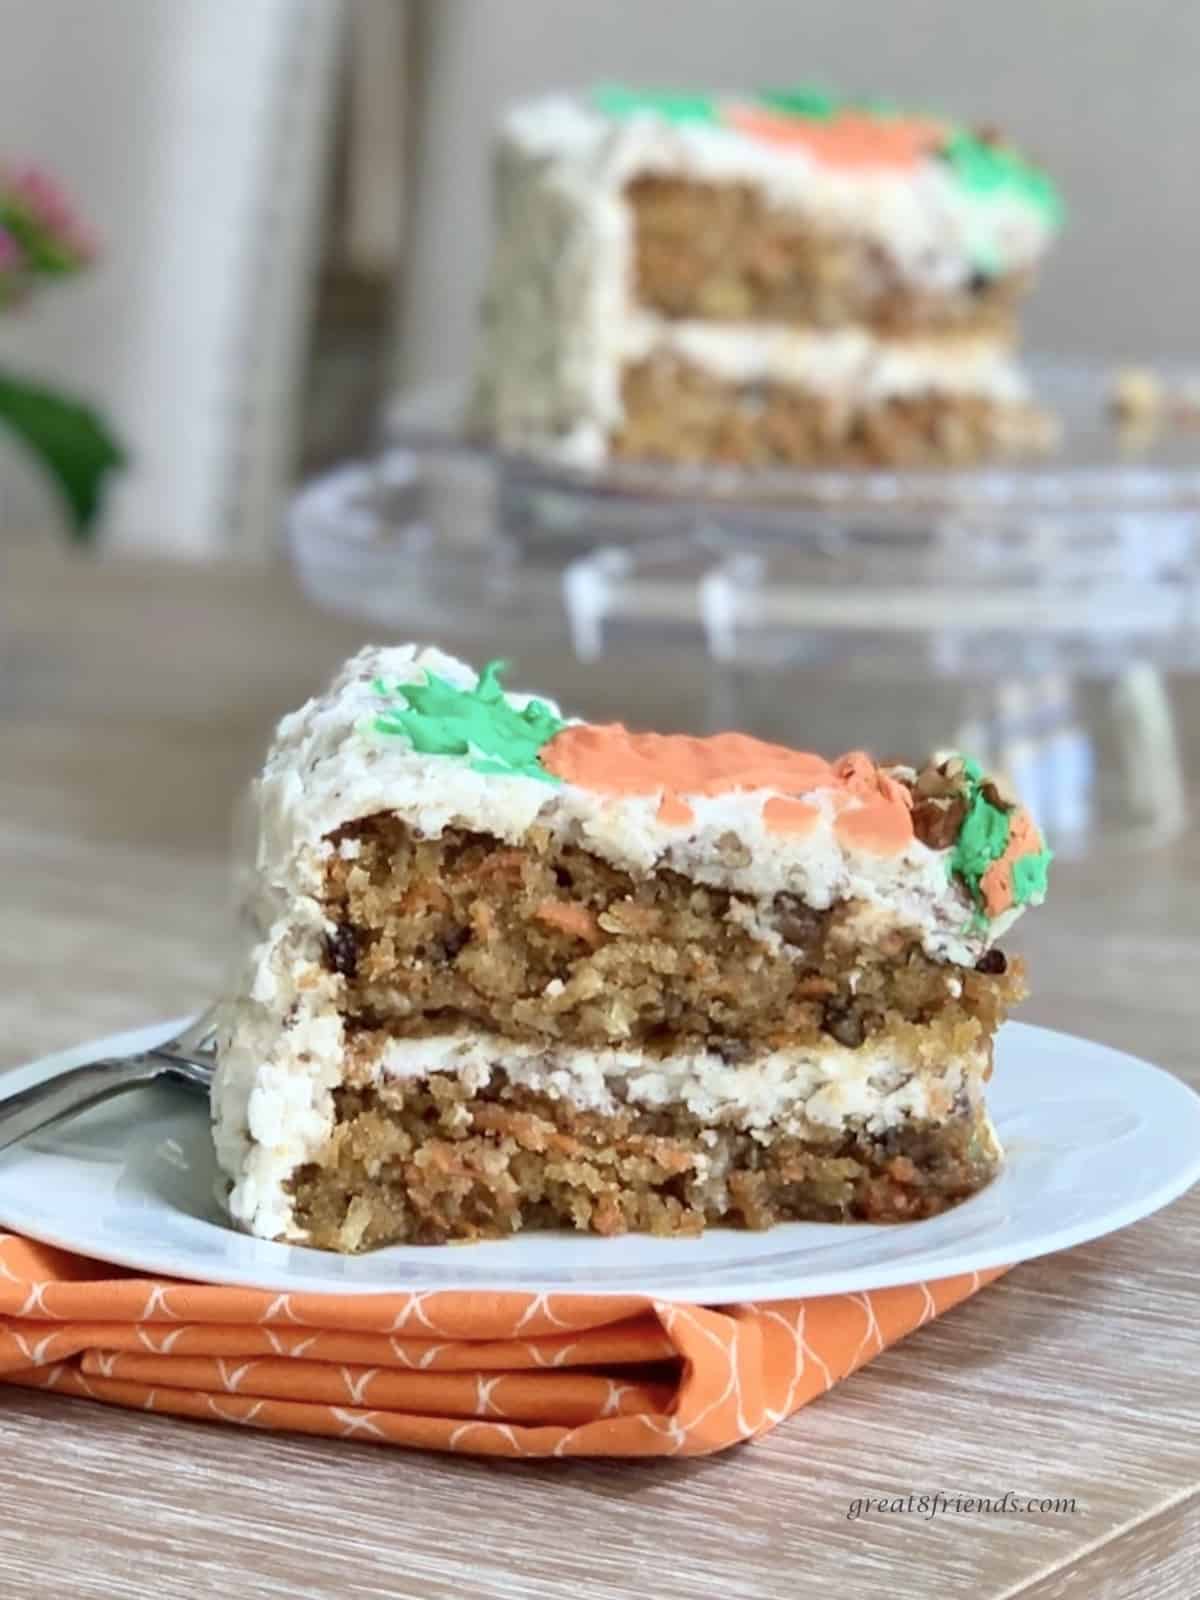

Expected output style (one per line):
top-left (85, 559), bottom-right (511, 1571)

top-left (0, 369), bottom-right (125, 540)
top-left (0, 203), bottom-right (79, 275)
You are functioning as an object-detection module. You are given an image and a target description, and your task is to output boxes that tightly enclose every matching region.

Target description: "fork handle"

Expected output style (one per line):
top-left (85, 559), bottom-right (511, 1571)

top-left (0, 1054), bottom-right (169, 1154)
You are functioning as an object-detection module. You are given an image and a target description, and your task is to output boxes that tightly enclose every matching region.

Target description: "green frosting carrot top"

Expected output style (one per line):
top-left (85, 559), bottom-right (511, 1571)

top-left (371, 662), bottom-right (565, 783)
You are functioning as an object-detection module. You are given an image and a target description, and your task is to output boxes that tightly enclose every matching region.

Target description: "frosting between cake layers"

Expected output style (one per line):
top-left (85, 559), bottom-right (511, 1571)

top-left (367, 1028), bottom-right (985, 1132)
top-left (619, 317), bottom-right (1028, 400)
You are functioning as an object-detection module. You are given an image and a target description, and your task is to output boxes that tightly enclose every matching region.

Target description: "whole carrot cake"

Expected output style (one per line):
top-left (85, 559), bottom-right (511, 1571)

top-left (471, 85), bottom-right (1063, 468)
top-left (213, 647), bottom-right (1052, 1251)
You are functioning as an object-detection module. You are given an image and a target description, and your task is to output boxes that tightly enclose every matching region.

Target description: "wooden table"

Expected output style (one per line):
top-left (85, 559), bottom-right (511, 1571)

top-left (1, 542), bottom-right (1197, 1599)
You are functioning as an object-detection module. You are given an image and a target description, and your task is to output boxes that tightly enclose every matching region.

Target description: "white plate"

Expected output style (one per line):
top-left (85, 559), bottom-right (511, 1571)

top-left (1, 1020), bottom-right (1198, 1303)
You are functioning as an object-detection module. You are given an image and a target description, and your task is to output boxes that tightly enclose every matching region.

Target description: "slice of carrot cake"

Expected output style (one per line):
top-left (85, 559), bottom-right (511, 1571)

top-left (213, 646), bottom-right (1051, 1251)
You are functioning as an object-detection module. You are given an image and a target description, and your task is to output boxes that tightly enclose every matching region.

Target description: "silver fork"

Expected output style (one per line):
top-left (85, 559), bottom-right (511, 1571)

top-left (0, 1009), bottom-right (218, 1155)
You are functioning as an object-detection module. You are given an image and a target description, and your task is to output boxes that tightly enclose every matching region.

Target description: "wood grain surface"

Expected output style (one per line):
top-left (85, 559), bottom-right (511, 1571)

top-left (1, 542), bottom-right (1197, 1599)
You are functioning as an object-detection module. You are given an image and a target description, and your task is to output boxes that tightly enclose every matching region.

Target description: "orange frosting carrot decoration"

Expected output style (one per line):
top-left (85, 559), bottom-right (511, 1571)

top-left (979, 809), bottom-right (1042, 918)
top-left (829, 752), bottom-right (915, 856)
top-left (540, 725), bottom-right (836, 799)
top-left (761, 797), bottom-right (821, 836)
top-left (724, 105), bottom-right (944, 169)
top-left (656, 794), bottom-right (696, 828)
top-left (540, 726), bottom-right (914, 848)
top-left (832, 751), bottom-right (914, 810)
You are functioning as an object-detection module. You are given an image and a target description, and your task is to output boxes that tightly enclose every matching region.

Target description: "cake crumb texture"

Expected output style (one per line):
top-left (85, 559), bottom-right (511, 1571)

top-left (614, 353), bottom-right (1057, 467)
top-left (325, 816), bottom-right (1025, 1055)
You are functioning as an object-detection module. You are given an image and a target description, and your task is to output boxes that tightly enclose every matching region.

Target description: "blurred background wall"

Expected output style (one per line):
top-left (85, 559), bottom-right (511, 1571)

top-left (2, 0), bottom-right (1196, 554)
top-left (0, 0), bottom-right (341, 554)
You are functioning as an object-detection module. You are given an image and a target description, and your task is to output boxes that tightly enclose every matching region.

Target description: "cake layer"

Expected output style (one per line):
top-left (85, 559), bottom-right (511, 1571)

top-left (288, 1073), bottom-right (1002, 1250)
top-left (628, 176), bottom-right (1031, 332)
top-left (326, 816), bottom-right (1023, 1053)
top-left (614, 352), bottom-right (1055, 467)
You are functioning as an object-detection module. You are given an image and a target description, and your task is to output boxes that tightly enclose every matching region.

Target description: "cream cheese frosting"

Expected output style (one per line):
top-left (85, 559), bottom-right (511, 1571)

top-left (619, 319), bottom-right (1029, 399)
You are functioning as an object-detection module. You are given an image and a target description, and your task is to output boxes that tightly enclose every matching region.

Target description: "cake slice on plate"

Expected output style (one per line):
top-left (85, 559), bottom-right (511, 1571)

top-left (470, 85), bottom-right (1063, 468)
top-left (214, 647), bottom-right (1051, 1251)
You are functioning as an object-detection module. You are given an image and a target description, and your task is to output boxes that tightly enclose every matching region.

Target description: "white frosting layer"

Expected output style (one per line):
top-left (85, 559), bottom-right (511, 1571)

top-left (369, 1029), bottom-right (981, 1132)
top-left (213, 644), bottom-right (1021, 1242)
top-left (621, 318), bottom-right (1028, 401)
top-left (471, 92), bottom-right (1054, 465)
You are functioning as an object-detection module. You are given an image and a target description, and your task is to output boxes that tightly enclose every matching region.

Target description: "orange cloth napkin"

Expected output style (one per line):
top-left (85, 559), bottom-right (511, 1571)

top-left (0, 1233), bottom-right (1002, 1457)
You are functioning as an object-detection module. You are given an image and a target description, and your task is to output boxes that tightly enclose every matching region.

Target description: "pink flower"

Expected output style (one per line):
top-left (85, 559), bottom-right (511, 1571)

top-left (0, 225), bottom-right (21, 272)
top-left (2, 164), bottom-right (97, 261)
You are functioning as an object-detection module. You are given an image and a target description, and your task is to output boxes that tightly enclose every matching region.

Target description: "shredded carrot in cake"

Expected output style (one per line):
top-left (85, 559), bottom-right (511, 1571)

top-left (533, 898), bottom-right (602, 946)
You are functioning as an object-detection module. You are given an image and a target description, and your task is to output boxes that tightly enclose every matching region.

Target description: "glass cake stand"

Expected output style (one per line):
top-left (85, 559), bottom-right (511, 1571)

top-left (289, 362), bottom-right (1200, 856)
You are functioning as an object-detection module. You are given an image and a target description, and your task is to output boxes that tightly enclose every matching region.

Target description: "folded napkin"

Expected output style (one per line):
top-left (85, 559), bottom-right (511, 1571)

top-left (0, 1234), bottom-right (1001, 1457)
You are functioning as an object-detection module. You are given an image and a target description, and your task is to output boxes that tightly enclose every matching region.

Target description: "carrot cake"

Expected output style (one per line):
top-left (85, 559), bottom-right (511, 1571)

top-left (213, 646), bottom-right (1052, 1251)
top-left (470, 86), bottom-right (1063, 469)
